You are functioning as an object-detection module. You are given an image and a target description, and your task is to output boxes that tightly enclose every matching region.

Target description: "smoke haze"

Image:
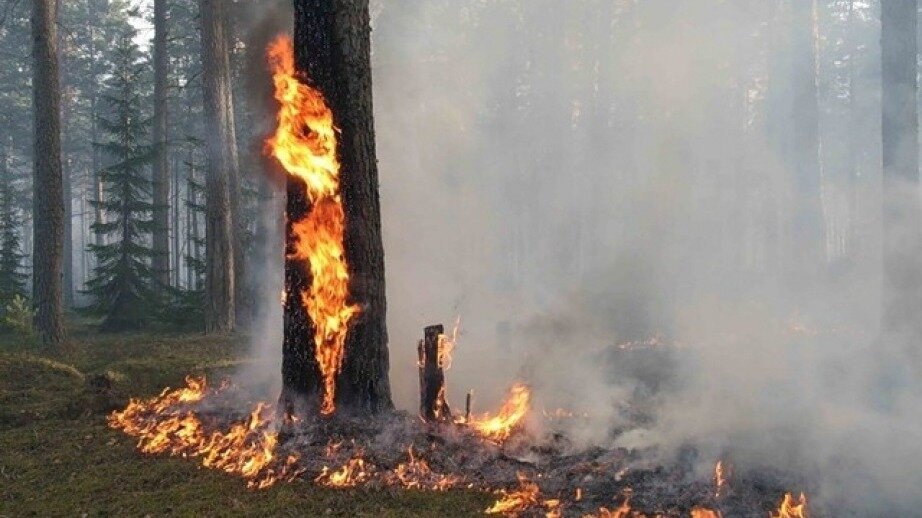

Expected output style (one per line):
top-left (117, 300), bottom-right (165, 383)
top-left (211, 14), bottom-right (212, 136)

top-left (244, 1), bottom-right (920, 513)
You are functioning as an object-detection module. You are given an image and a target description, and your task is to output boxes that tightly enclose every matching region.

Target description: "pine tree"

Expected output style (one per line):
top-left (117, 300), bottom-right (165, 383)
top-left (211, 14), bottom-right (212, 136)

top-left (85, 29), bottom-right (158, 332)
top-left (0, 150), bottom-right (28, 310)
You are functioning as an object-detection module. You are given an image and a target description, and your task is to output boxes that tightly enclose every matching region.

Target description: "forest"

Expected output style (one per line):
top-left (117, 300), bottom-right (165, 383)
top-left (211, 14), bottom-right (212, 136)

top-left (1, 0), bottom-right (921, 516)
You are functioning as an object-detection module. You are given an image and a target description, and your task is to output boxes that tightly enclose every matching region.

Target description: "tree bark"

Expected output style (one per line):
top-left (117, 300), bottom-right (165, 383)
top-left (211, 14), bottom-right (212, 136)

top-left (418, 324), bottom-right (451, 422)
top-left (881, 0), bottom-right (921, 337)
top-left (152, 0), bottom-right (170, 287)
top-left (200, 0), bottom-right (235, 332)
top-left (282, 0), bottom-right (392, 415)
top-left (31, 0), bottom-right (66, 344)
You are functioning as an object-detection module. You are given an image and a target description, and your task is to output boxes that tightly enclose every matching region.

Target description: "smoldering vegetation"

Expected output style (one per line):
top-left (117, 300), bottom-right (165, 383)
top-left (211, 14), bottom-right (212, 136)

top-left (239, 1), bottom-right (920, 514)
top-left (369, 0), bottom-right (918, 514)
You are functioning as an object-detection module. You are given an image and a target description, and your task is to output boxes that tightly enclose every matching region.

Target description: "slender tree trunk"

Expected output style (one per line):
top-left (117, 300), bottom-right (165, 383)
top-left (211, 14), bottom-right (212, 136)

top-left (31, 0), bottom-right (66, 344)
top-left (200, 0), bottom-right (235, 332)
top-left (56, 0), bottom-right (72, 308)
top-left (881, 0), bottom-right (921, 337)
top-left (152, 0), bottom-right (170, 286)
top-left (186, 163), bottom-right (194, 290)
top-left (788, 0), bottom-right (825, 278)
top-left (222, 7), bottom-right (246, 327)
top-left (282, 0), bottom-right (392, 415)
top-left (172, 151), bottom-right (181, 287)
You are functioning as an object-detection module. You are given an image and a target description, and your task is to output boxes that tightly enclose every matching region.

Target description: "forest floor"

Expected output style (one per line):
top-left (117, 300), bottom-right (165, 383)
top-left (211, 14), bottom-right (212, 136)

top-left (0, 325), bottom-right (490, 517)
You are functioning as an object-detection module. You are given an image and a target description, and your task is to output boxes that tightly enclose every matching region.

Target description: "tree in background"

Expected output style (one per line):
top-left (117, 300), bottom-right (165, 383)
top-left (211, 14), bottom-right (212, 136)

top-left (0, 149), bottom-right (28, 310)
top-left (881, 0), bottom-right (921, 341)
top-left (151, 0), bottom-right (170, 287)
top-left (31, 0), bottom-right (66, 344)
top-left (85, 29), bottom-right (157, 332)
top-left (199, 0), bottom-right (237, 333)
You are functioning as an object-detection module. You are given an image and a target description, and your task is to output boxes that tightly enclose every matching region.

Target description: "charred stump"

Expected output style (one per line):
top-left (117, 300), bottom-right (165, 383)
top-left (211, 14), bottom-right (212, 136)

top-left (418, 324), bottom-right (451, 422)
top-left (281, 0), bottom-right (392, 416)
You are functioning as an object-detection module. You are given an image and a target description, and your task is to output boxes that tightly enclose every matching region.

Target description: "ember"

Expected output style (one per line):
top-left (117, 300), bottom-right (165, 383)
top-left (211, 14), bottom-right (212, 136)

top-left (315, 456), bottom-right (375, 488)
top-left (389, 446), bottom-right (462, 491)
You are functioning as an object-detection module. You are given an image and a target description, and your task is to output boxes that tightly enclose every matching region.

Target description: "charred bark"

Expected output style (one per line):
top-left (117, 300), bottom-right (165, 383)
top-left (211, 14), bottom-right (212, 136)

top-left (881, 0), bottom-right (922, 337)
top-left (281, 0), bottom-right (392, 415)
top-left (418, 324), bottom-right (451, 422)
top-left (152, 0), bottom-right (170, 287)
top-left (200, 0), bottom-right (236, 332)
top-left (31, 0), bottom-right (66, 344)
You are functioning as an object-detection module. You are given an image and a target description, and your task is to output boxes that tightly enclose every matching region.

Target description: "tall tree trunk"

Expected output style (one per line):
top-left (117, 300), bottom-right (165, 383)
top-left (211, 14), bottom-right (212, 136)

top-left (221, 6), bottom-right (246, 327)
top-left (152, 0), bottom-right (170, 286)
top-left (172, 151), bottom-right (181, 287)
top-left (788, 0), bottom-right (825, 279)
top-left (56, 0), bottom-right (72, 308)
top-left (31, 0), bottom-right (66, 344)
top-left (881, 0), bottom-right (921, 337)
top-left (200, 0), bottom-right (236, 332)
top-left (282, 0), bottom-right (392, 415)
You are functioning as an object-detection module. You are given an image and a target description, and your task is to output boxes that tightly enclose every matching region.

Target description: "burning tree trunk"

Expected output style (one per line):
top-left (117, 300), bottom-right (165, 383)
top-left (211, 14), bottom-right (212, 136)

top-left (278, 0), bottom-right (391, 416)
top-left (418, 325), bottom-right (451, 422)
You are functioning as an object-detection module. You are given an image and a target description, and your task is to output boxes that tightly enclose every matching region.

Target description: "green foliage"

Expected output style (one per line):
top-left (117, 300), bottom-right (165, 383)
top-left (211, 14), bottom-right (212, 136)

top-left (1, 295), bottom-right (35, 337)
top-left (0, 153), bottom-right (27, 310)
top-left (0, 331), bottom-right (490, 516)
top-left (85, 28), bottom-right (162, 332)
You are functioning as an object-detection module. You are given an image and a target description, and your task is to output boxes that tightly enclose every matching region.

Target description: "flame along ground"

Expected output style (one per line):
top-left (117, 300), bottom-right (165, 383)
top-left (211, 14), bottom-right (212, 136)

top-left (105, 34), bottom-right (812, 518)
top-left (266, 34), bottom-right (360, 416)
top-left (107, 376), bottom-right (300, 489)
top-left (107, 374), bottom-right (807, 516)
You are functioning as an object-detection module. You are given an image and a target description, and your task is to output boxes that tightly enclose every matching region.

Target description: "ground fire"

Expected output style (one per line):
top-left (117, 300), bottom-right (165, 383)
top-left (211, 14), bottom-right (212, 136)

top-left (103, 32), bottom-right (816, 518)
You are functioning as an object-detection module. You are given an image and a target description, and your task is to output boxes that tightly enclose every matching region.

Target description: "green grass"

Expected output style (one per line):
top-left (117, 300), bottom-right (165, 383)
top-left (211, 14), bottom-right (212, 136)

top-left (0, 329), bottom-right (490, 517)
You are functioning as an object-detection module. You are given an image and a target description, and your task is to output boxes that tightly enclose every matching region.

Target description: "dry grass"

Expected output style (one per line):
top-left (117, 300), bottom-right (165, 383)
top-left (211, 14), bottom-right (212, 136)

top-left (0, 329), bottom-right (490, 517)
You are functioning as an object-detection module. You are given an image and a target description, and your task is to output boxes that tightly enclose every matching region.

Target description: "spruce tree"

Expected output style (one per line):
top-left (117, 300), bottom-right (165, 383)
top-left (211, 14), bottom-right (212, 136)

top-left (85, 29), bottom-right (158, 332)
top-left (0, 149), bottom-right (28, 310)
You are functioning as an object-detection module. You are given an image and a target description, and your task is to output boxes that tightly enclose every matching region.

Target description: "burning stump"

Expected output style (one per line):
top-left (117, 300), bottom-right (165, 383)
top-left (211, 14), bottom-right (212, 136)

top-left (418, 324), bottom-right (452, 422)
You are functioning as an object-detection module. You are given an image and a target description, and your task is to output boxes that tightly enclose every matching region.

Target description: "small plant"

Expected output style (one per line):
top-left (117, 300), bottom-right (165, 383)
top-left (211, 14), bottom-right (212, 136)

top-left (2, 294), bottom-right (35, 337)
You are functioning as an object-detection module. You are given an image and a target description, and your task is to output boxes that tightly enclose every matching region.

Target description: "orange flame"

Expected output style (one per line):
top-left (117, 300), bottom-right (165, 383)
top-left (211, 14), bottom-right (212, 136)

top-left (266, 35), bottom-right (360, 415)
top-left (315, 456), bottom-right (374, 488)
top-left (107, 376), bottom-right (299, 489)
top-left (437, 316), bottom-right (461, 370)
top-left (390, 446), bottom-right (462, 491)
top-left (470, 383), bottom-right (531, 442)
top-left (769, 493), bottom-right (808, 518)
top-left (485, 472), bottom-right (541, 515)
top-left (590, 499), bottom-right (634, 518)
top-left (691, 508), bottom-right (723, 518)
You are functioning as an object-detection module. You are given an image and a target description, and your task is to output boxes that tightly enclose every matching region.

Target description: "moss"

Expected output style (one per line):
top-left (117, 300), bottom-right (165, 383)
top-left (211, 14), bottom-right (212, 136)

top-left (0, 330), bottom-right (491, 516)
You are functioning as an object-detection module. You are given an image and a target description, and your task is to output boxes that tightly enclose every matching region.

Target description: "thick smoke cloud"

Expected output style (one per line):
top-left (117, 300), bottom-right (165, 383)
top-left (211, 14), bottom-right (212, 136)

top-left (245, 1), bottom-right (920, 513)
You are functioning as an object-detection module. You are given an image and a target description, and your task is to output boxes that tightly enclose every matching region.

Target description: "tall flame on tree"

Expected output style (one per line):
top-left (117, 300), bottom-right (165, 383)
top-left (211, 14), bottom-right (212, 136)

top-left (266, 35), bottom-right (360, 415)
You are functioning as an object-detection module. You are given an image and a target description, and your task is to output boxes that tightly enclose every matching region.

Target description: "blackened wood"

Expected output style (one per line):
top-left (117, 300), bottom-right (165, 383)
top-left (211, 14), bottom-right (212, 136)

top-left (282, 0), bottom-right (392, 415)
top-left (419, 324), bottom-right (451, 422)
